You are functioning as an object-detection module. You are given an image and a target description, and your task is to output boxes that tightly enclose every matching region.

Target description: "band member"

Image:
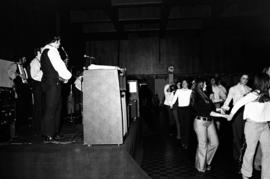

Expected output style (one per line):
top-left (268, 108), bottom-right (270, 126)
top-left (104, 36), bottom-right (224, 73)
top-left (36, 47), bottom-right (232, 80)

top-left (7, 57), bottom-right (31, 135)
top-left (7, 57), bottom-right (28, 90)
top-left (221, 74), bottom-right (251, 170)
top-left (30, 48), bottom-right (43, 135)
top-left (40, 36), bottom-right (71, 143)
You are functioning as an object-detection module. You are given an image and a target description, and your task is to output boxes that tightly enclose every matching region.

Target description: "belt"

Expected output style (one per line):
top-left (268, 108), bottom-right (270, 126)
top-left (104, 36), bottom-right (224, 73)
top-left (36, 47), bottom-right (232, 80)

top-left (196, 116), bottom-right (212, 121)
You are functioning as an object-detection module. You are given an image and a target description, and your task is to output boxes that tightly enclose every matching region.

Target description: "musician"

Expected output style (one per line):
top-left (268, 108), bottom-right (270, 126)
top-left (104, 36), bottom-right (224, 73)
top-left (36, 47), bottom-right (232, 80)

top-left (7, 57), bottom-right (28, 87)
top-left (40, 36), bottom-right (71, 143)
top-left (7, 57), bottom-right (31, 135)
top-left (30, 48), bottom-right (43, 135)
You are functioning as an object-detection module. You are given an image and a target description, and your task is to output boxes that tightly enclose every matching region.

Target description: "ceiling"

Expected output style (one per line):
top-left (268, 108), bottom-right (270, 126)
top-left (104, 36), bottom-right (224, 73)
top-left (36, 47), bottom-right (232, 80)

top-left (61, 0), bottom-right (269, 36)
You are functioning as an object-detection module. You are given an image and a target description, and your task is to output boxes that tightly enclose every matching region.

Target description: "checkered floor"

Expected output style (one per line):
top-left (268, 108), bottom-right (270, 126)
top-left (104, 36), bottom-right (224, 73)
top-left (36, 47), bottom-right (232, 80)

top-left (141, 128), bottom-right (261, 179)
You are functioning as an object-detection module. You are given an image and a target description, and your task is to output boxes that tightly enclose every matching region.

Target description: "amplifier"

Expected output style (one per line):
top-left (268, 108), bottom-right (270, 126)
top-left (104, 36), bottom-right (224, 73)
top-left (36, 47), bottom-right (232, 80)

top-left (0, 87), bottom-right (15, 142)
top-left (119, 70), bottom-right (126, 91)
top-left (0, 87), bottom-right (16, 125)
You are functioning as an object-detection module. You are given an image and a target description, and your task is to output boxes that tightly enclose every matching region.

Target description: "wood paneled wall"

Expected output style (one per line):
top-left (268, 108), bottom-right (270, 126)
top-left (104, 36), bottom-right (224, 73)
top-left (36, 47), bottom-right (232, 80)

top-left (86, 28), bottom-right (270, 76)
top-left (86, 32), bottom-right (202, 75)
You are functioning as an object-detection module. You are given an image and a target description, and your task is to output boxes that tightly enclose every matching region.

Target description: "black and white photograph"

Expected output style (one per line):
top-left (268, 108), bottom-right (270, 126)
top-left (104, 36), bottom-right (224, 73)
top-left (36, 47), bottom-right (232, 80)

top-left (0, 0), bottom-right (270, 179)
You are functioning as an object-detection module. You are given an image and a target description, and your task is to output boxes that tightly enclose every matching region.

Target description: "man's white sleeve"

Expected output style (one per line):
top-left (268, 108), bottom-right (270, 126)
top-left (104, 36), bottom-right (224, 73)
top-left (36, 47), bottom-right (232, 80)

top-left (48, 48), bottom-right (71, 80)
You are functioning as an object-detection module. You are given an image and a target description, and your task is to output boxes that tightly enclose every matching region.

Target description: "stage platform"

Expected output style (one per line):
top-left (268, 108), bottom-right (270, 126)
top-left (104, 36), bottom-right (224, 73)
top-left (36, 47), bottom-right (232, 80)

top-left (0, 120), bottom-right (149, 179)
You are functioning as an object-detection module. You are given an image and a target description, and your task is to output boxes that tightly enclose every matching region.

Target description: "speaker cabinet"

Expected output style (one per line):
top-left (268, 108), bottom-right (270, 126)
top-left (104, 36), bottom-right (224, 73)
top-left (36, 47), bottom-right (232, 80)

top-left (83, 69), bottom-right (127, 145)
top-left (127, 80), bottom-right (140, 120)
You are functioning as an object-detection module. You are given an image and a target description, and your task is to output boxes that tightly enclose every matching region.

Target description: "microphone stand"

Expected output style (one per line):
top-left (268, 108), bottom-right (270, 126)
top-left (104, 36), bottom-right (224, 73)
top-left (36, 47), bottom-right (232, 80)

top-left (61, 46), bottom-right (69, 67)
top-left (61, 47), bottom-right (75, 123)
top-left (59, 46), bottom-right (69, 83)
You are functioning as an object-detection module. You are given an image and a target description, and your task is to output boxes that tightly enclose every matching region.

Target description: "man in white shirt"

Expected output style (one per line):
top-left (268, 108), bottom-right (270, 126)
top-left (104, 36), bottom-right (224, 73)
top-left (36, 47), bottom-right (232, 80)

top-left (210, 77), bottom-right (227, 130)
top-left (222, 74), bottom-right (251, 110)
top-left (40, 36), bottom-right (72, 143)
top-left (210, 77), bottom-right (227, 105)
top-left (170, 80), bottom-right (192, 149)
top-left (30, 48), bottom-right (43, 135)
top-left (221, 74), bottom-right (251, 170)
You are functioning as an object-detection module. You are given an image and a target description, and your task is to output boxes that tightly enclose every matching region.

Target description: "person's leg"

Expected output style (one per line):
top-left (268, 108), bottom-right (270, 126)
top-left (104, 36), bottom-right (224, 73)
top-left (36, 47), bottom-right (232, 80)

top-left (259, 124), bottom-right (270, 179)
top-left (42, 83), bottom-right (59, 137)
top-left (206, 120), bottom-right (219, 167)
top-left (178, 108), bottom-right (184, 142)
top-left (254, 143), bottom-right (262, 170)
top-left (15, 92), bottom-right (24, 134)
top-left (241, 121), bottom-right (260, 178)
top-left (239, 113), bottom-right (246, 163)
top-left (179, 107), bottom-right (187, 146)
top-left (172, 108), bottom-right (180, 139)
top-left (194, 119), bottom-right (207, 172)
top-left (167, 106), bottom-right (174, 135)
top-left (214, 103), bottom-right (221, 131)
top-left (182, 107), bottom-right (192, 148)
top-left (215, 120), bottom-right (221, 131)
top-left (54, 84), bottom-right (62, 136)
top-left (232, 110), bottom-right (244, 163)
top-left (32, 85), bottom-right (38, 134)
top-left (32, 82), bottom-right (43, 135)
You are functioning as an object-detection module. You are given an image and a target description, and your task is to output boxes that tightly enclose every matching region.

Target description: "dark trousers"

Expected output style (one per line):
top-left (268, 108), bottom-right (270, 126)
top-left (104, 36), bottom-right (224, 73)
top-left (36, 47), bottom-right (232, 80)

top-left (232, 109), bottom-right (245, 162)
top-left (14, 81), bottom-right (32, 129)
top-left (41, 80), bottom-right (62, 137)
top-left (166, 106), bottom-right (175, 126)
top-left (166, 106), bottom-right (177, 135)
top-left (32, 81), bottom-right (43, 135)
top-left (178, 106), bottom-right (192, 147)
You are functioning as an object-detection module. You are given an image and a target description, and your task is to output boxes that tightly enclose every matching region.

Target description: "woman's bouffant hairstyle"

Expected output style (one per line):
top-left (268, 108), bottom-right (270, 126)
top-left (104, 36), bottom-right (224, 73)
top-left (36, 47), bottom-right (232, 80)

top-left (253, 73), bottom-right (270, 93)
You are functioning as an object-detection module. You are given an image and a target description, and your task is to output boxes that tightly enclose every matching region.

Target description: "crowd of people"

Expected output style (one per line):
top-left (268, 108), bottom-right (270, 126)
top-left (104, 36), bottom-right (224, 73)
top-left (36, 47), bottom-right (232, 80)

top-left (163, 66), bottom-right (270, 179)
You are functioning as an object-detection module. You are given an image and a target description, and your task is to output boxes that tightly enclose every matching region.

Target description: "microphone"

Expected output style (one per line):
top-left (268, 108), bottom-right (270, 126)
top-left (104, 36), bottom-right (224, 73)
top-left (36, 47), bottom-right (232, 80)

top-left (61, 46), bottom-right (66, 53)
top-left (61, 46), bottom-right (68, 58)
top-left (84, 54), bottom-right (90, 58)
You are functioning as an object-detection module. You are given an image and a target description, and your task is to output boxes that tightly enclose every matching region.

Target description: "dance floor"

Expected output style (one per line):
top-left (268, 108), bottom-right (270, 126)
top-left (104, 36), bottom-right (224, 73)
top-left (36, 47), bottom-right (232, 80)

top-left (140, 109), bottom-right (262, 179)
